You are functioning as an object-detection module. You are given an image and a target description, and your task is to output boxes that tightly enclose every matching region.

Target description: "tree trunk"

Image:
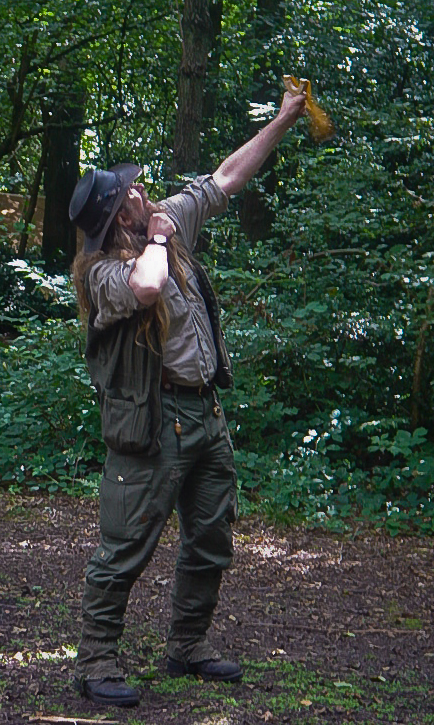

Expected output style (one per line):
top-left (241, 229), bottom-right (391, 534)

top-left (42, 96), bottom-right (84, 269)
top-left (411, 286), bottom-right (434, 429)
top-left (239, 0), bottom-right (286, 241)
top-left (171, 0), bottom-right (213, 184)
top-left (202, 0), bottom-right (223, 141)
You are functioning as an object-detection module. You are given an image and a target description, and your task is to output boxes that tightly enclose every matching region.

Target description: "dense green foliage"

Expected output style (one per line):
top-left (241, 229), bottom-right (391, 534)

top-left (0, 316), bottom-right (103, 496)
top-left (0, 0), bottom-right (180, 188)
top-left (0, 259), bottom-right (103, 494)
top-left (1, 0), bottom-right (434, 533)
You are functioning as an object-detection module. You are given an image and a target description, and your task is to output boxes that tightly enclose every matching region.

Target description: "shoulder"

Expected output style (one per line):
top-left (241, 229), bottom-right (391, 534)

top-left (163, 175), bottom-right (228, 217)
top-left (161, 175), bottom-right (228, 249)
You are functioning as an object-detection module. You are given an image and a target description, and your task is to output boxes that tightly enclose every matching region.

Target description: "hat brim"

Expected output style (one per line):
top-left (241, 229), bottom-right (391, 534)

top-left (83, 163), bottom-right (143, 253)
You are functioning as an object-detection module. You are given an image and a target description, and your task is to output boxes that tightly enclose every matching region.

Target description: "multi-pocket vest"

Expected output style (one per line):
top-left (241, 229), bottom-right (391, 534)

top-left (85, 259), bottom-right (233, 456)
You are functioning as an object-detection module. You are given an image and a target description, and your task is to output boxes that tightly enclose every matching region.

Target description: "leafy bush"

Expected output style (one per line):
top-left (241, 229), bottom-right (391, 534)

top-left (0, 314), bottom-right (104, 494)
top-left (0, 243), bottom-right (103, 494)
top-left (226, 385), bottom-right (434, 535)
top-left (2, 232), bottom-right (434, 533)
top-left (209, 231), bottom-right (434, 535)
top-left (0, 236), bottom-right (77, 333)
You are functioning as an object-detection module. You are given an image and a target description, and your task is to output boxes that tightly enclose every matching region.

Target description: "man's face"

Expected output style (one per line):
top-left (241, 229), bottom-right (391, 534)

top-left (120, 183), bottom-right (152, 234)
top-left (126, 183), bottom-right (147, 213)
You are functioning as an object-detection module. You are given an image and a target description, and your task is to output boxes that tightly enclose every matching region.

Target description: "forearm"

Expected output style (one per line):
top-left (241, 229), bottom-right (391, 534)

top-left (128, 211), bottom-right (174, 305)
top-left (213, 92), bottom-right (305, 197)
top-left (128, 245), bottom-right (168, 305)
top-left (213, 116), bottom-right (288, 196)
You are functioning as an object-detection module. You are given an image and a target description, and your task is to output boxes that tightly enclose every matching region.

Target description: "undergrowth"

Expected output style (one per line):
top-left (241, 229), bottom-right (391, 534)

top-left (1, 251), bottom-right (434, 535)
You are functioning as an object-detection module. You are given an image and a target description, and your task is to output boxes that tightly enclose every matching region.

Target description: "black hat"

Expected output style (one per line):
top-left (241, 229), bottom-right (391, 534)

top-left (69, 163), bottom-right (142, 252)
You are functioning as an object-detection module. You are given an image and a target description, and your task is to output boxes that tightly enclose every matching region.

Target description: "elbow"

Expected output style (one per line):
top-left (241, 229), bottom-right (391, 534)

top-left (129, 272), bottom-right (168, 306)
top-left (213, 170), bottom-right (237, 197)
top-left (133, 286), bottom-right (162, 306)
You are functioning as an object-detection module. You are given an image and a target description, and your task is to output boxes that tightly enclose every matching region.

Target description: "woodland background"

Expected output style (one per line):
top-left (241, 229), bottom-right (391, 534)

top-left (1, 0), bottom-right (434, 535)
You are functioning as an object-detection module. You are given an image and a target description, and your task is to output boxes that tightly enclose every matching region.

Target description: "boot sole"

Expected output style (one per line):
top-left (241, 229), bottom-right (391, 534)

top-left (167, 661), bottom-right (243, 683)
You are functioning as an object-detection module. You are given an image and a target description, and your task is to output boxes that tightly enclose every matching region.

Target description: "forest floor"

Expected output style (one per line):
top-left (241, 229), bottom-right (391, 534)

top-left (0, 490), bottom-right (433, 725)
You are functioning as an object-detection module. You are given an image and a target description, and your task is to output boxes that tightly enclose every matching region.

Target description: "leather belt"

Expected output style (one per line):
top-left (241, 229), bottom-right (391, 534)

top-left (161, 367), bottom-right (214, 396)
top-left (161, 381), bottom-right (214, 396)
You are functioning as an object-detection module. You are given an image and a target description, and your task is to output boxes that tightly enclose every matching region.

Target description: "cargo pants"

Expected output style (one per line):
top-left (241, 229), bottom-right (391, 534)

top-left (75, 387), bottom-right (237, 681)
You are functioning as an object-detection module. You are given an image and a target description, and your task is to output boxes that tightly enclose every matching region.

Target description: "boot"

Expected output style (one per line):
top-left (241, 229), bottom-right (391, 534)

top-left (167, 656), bottom-right (242, 682)
top-left (74, 676), bottom-right (140, 707)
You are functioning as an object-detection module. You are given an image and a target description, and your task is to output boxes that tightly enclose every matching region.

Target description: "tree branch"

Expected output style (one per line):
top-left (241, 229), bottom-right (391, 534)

top-left (224, 247), bottom-right (368, 322)
top-left (0, 111), bottom-right (129, 159)
top-left (307, 248), bottom-right (368, 260)
top-left (117, 1), bottom-right (135, 109)
top-left (18, 134), bottom-right (48, 257)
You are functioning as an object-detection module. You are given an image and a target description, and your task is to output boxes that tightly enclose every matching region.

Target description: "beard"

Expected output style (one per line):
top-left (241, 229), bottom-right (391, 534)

top-left (123, 191), bottom-right (159, 238)
top-left (104, 192), bottom-right (163, 257)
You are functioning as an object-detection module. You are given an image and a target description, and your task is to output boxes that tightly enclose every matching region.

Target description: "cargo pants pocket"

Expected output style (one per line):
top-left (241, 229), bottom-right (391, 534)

top-left (100, 469), bottom-right (157, 540)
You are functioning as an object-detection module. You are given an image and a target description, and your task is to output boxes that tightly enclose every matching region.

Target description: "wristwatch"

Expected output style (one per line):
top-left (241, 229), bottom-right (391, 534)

top-left (148, 234), bottom-right (167, 246)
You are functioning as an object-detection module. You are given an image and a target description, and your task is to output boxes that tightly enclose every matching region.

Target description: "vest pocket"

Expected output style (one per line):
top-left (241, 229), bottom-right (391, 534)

top-left (100, 393), bottom-right (151, 454)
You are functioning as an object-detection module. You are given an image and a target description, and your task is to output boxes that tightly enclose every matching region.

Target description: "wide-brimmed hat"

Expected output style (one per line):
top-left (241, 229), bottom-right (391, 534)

top-left (69, 163), bottom-right (142, 252)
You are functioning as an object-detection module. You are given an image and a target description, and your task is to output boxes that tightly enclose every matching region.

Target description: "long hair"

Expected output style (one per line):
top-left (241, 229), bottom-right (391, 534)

top-left (71, 194), bottom-right (191, 348)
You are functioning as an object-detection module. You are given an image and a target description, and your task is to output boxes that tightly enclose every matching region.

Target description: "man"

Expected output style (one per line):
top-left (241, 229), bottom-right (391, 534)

top-left (69, 90), bottom-right (306, 707)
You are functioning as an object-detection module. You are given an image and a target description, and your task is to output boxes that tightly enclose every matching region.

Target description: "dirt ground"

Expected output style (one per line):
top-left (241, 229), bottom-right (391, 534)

top-left (0, 491), bottom-right (433, 725)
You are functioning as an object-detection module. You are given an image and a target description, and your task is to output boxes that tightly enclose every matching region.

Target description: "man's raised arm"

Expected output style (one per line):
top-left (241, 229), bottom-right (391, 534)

top-left (213, 92), bottom-right (306, 198)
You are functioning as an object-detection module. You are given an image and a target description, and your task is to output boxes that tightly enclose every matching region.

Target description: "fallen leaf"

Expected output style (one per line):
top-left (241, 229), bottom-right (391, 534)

top-left (333, 681), bottom-right (353, 688)
top-left (27, 716), bottom-right (120, 724)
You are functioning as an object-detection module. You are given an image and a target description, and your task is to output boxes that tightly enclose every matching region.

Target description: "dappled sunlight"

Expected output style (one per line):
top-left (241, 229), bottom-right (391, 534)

top-left (250, 541), bottom-right (294, 559)
top-left (0, 644), bottom-right (76, 667)
top-left (4, 538), bottom-right (95, 555)
top-left (233, 530), bottom-right (362, 575)
top-left (193, 718), bottom-right (234, 725)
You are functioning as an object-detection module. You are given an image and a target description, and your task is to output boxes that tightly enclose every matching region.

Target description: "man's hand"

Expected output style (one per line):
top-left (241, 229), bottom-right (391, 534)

top-left (147, 212), bottom-right (176, 241)
top-left (277, 91), bottom-right (307, 128)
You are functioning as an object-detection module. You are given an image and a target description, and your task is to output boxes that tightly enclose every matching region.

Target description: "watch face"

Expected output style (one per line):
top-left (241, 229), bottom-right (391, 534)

top-left (153, 234), bottom-right (167, 245)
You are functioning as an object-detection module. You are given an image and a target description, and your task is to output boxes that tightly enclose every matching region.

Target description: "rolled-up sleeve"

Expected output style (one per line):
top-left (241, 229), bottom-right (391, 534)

top-left (163, 175), bottom-right (228, 250)
top-left (87, 258), bottom-right (145, 330)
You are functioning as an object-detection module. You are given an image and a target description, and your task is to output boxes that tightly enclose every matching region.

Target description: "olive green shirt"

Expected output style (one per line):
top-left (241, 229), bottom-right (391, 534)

top-left (87, 175), bottom-right (228, 386)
